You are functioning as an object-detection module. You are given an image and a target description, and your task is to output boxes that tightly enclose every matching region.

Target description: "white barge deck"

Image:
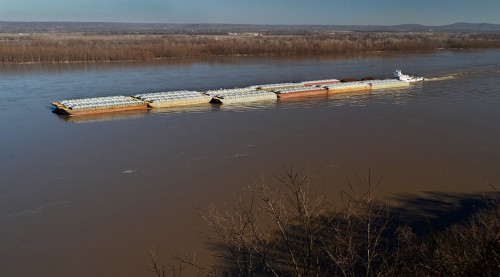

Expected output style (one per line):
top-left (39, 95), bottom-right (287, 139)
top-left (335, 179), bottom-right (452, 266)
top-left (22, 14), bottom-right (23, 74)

top-left (325, 82), bottom-right (372, 93)
top-left (207, 89), bottom-right (277, 103)
top-left (363, 79), bottom-right (410, 89)
top-left (134, 90), bottom-right (211, 108)
top-left (52, 96), bottom-right (147, 116)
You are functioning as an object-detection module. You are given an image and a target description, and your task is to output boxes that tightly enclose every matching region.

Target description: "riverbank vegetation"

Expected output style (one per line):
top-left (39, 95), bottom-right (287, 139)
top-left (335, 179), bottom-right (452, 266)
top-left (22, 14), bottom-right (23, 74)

top-left (1, 32), bottom-right (500, 63)
top-left (148, 169), bottom-right (500, 276)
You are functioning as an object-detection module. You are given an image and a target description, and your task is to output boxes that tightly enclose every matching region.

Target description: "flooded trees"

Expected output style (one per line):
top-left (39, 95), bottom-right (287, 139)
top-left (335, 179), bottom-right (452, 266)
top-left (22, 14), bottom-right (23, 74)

top-left (2, 33), bottom-right (500, 63)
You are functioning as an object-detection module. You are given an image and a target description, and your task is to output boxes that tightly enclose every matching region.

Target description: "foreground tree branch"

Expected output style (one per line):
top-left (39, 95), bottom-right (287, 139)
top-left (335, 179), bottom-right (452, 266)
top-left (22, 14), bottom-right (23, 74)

top-left (150, 171), bottom-right (500, 276)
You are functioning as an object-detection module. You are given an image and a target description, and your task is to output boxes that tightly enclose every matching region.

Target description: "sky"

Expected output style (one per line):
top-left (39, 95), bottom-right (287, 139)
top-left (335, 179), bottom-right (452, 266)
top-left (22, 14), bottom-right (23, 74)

top-left (1, 0), bottom-right (499, 26)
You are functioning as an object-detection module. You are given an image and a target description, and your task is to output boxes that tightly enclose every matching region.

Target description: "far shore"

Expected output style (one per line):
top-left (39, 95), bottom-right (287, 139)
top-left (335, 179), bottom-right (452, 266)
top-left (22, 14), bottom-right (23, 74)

top-left (1, 32), bottom-right (500, 64)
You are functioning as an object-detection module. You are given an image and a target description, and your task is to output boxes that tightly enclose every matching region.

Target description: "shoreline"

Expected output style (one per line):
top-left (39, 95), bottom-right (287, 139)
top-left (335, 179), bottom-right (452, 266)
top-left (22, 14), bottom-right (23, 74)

top-left (1, 48), bottom-right (498, 65)
top-left (2, 32), bottom-right (499, 64)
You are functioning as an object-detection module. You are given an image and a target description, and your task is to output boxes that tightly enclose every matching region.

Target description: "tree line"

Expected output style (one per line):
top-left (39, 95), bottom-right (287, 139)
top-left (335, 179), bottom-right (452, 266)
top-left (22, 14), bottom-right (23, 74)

top-left (1, 32), bottom-right (500, 63)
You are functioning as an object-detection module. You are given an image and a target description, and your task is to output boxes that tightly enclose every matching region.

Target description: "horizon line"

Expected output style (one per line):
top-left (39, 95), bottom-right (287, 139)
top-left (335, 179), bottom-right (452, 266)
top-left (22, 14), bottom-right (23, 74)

top-left (1, 20), bottom-right (499, 27)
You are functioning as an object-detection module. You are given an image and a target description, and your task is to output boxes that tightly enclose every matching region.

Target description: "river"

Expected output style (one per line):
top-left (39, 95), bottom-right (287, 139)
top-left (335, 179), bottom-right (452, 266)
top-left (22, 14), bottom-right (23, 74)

top-left (1, 51), bottom-right (499, 276)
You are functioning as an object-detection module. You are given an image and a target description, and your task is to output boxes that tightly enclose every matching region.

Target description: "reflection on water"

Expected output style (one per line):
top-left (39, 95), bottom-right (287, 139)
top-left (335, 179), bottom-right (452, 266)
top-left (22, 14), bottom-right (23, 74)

top-left (328, 91), bottom-right (372, 107)
top-left (0, 50), bottom-right (499, 277)
top-left (150, 99), bottom-right (281, 114)
top-left (148, 103), bottom-right (220, 115)
top-left (0, 54), bottom-right (375, 77)
top-left (55, 109), bottom-right (149, 123)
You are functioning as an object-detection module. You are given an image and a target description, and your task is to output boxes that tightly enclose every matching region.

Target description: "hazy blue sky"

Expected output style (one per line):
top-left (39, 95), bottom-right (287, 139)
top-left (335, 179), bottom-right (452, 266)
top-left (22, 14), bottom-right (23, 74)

top-left (1, 0), bottom-right (499, 25)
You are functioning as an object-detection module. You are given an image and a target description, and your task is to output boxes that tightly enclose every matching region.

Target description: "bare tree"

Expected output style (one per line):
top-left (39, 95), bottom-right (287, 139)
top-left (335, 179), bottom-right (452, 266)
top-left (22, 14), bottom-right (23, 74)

top-left (187, 168), bottom-right (395, 276)
top-left (146, 246), bottom-right (185, 277)
top-left (189, 167), bottom-right (332, 276)
top-left (147, 172), bottom-right (499, 276)
top-left (3, 33), bottom-right (500, 63)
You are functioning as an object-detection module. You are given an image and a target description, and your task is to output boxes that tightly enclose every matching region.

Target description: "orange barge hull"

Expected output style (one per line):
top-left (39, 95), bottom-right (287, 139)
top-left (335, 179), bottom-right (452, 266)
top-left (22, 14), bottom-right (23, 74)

top-left (277, 89), bottom-right (327, 99)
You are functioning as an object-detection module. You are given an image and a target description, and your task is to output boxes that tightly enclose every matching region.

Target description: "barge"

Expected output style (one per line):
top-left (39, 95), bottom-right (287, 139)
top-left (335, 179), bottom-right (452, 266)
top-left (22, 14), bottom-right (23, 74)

top-left (325, 82), bottom-right (372, 94)
top-left (210, 89), bottom-right (277, 104)
top-left (205, 88), bottom-right (258, 97)
top-left (251, 83), bottom-right (303, 91)
top-left (365, 79), bottom-right (410, 89)
top-left (275, 86), bottom-right (328, 98)
top-left (301, 79), bottom-right (340, 86)
top-left (134, 90), bottom-right (211, 108)
top-left (52, 96), bottom-right (147, 116)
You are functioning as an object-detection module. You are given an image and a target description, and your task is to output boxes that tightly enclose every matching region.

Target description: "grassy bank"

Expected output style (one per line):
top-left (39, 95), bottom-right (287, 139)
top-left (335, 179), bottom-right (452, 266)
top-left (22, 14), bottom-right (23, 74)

top-left (1, 32), bottom-right (500, 63)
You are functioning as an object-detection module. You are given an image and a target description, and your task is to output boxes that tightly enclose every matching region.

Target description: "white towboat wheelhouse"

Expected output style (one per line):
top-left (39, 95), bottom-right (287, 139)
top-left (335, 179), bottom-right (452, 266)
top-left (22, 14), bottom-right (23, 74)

top-left (394, 69), bottom-right (424, 82)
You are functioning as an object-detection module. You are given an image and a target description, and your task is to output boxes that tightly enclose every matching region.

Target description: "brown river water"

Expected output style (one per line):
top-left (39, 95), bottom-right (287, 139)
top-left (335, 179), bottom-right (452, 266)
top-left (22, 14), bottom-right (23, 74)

top-left (1, 51), bottom-right (500, 276)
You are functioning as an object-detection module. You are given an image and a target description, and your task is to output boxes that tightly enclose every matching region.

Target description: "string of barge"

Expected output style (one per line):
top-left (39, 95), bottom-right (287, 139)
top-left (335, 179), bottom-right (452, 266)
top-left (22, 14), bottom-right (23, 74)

top-left (51, 70), bottom-right (423, 116)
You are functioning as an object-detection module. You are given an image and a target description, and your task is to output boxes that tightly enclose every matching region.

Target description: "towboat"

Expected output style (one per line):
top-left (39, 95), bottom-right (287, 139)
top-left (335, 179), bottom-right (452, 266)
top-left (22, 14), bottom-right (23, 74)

top-left (394, 70), bottom-right (424, 82)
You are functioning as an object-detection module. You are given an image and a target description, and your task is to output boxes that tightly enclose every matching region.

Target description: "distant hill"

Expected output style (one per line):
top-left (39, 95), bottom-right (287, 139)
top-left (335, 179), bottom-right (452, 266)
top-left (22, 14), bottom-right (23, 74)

top-left (0, 21), bottom-right (499, 34)
top-left (436, 22), bottom-right (500, 31)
